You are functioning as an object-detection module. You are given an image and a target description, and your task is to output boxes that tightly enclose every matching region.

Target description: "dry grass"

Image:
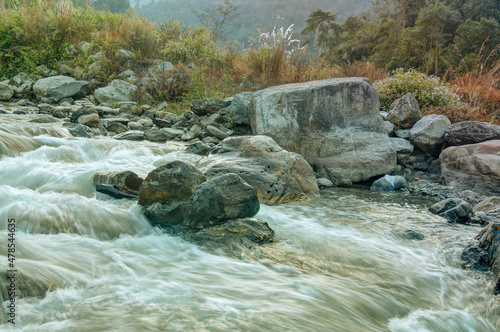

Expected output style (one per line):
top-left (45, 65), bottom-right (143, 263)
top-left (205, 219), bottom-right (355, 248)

top-left (441, 43), bottom-right (500, 124)
top-left (340, 61), bottom-right (389, 83)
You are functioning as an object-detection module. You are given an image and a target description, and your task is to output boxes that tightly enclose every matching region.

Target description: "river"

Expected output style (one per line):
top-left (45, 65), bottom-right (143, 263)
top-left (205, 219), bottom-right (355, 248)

top-left (1, 114), bottom-right (499, 331)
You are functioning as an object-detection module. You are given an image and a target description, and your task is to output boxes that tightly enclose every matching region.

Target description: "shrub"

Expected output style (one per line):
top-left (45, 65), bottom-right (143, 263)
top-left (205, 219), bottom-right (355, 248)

top-left (374, 68), bottom-right (464, 111)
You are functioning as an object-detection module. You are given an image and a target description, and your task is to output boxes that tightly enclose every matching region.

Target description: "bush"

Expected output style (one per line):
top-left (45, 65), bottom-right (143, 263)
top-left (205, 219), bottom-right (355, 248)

top-left (374, 69), bottom-right (464, 111)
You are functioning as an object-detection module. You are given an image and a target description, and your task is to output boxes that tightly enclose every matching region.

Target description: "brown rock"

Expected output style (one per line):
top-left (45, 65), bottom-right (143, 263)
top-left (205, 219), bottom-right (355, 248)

top-left (93, 171), bottom-right (143, 195)
top-left (138, 160), bottom-right (206, 206)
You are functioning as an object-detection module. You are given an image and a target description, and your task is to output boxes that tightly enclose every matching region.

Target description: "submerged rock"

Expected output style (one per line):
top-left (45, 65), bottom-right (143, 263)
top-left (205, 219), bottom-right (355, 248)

top-left (461, 222), bottom-right (500, 294)
top-left (93, 171), bottom-right (143, 196)
top-left (144, 201), bottom-right (186, 226)
top-left (183, 173), bottom-right (260, 229)
top-left (194, 218), bottom-right (274, 245)
top-left (199, 135), bottom-right (319, 205)
top-left (96, 184), bottom-right (138, 200)
top-left (62, 122), bottom-right (93, 138)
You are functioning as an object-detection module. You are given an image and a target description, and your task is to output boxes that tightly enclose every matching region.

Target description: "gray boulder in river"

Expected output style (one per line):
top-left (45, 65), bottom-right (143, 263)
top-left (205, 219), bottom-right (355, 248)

top-left (183, 173), bottom-right (260, 229)
top-left (198, 135), bottom-right (319, 205)
top-left (248, 77), bottom-right (396, 184)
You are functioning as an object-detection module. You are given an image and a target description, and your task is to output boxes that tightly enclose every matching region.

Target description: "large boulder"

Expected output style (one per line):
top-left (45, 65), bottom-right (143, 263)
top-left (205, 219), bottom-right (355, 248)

top-left (445, 121), bottom-right (500, 146)
top-left (94, 79), bottom-right (137, 104)
top-left (461, 222), bottom-right (500, 294)
top-left (0, 83), bottom-right (14, 101)
top-left (440, 140), bottom-right (500, 196)
top-left (249, 78), bottom-right (396, 183)
top-left (387, 92), bottom-right (422, 129)
top-left (184, 173), bottom-right (260, 229)
top-left (198, 135), bottom-right (319, 205)
top-left (193, 218), bottom-right (274, 245)
top-left (409, 114), bottom-right (451, 152)
top-left (43, 81), bottom-right (90, 101)
top-left (33, 76), bottom-right (75, 97)
top-left (138, 160), bottom-right (206, 206)
top-left (93, 171), bottom-right (143, 196)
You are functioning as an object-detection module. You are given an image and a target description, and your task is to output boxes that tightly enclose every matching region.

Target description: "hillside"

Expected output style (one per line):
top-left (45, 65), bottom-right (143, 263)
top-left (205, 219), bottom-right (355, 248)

top-left (137, 0), bottom-right (373, 44)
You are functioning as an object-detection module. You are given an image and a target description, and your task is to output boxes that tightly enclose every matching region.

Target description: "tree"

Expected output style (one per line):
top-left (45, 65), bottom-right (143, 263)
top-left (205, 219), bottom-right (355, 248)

top-left (301, 9), bottom-right (343, 55)
top-left (92, 0), bottom-right (131, 13)
top-left (414, 0), bottom-right (460, 75)
top-left (192, 0), bottom-right (240, 43)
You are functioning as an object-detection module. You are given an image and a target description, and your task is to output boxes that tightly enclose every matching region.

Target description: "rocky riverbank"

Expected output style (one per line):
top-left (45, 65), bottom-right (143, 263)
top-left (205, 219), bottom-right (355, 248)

top-left (1, 74), bottom-right (500, 294)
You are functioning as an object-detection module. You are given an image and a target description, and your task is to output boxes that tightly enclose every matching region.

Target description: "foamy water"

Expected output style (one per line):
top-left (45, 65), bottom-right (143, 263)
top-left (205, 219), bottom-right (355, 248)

top-left (0, 114), bottom-right (498, 331)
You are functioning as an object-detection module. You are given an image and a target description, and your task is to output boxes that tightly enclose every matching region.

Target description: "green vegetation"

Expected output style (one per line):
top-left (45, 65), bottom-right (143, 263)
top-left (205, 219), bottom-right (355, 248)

top-left (0, 0), bottom-right (497, 122)
top-left (375, 69), bottom-right (463, 111)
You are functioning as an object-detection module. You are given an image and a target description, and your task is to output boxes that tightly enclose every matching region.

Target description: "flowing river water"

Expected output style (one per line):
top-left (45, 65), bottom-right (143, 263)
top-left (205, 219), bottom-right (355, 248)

top-left (0, 114), bottom-right (499, 331)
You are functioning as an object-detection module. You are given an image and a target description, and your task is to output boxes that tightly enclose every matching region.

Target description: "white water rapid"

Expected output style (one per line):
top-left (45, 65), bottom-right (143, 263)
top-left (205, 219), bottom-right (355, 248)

top-left (0, 114), bottom-right (499, 331)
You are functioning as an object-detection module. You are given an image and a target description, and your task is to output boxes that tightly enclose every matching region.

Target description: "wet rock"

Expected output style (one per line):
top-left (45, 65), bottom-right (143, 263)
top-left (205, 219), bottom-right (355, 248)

top-left (138, 160), bottom-right (206, 206)
top-left (113, 130), bottom-right (145, 141)
top-left (370, 174), bottom-right (407, 191)
top-left (399, 229), bottom-right (425, 241)
top-left (186, 141), bottom-right (211, 155)
top-left (249, 78), bottom-right (396, 183)
top-left (0, 82), bottom-right (14, 101)
top-left (387, 92), bottom-right (422, 129)
top-left (193, 218), bottom-right (274, 245)
top-left (62, 123), bottom-right (93, 138)
top-left (144, 201), bottom-right (186, 226)
top-left (96, 184), bottom-right (138, 200)
top-left (199, 135), bottom-right (319, 205)
top-left (440, 140), bottom-right (500, 196)
top-left (445, 121), bottom-right (500, 146)
top-left (191, 98), bottom-right (231, 116)
top-left (184, 173), bottom-right (260, 229)
top-left (93, 171), bottom-right (143, 196)
top-left (409, 114), bottom-right (451, 152)
top-left (461, 222), bottom-right (500, 294)
top-left (429, 198), bottom-right (472, 223)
